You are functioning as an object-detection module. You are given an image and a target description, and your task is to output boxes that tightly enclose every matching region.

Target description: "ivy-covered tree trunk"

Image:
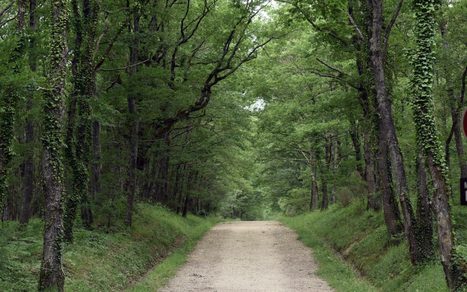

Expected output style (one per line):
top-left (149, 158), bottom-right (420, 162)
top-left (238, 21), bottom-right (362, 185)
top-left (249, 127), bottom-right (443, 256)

top-left (63, 0), bottom-right (82, 242)
top-left (64, 0), bottom-right (97, 242)
top-left (38, 0), bottom-right (68, 289)
top-left (411, 0), bottom-right (465, 288)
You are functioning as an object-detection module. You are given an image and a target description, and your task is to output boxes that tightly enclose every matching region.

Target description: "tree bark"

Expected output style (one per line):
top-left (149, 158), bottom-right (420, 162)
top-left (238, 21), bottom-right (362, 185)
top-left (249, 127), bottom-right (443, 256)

top-left (38, 0), bottom-right (67, 289)
top-left (363, 130), bottom-right (380, 210)
top-left (352, 20), bottom-right (381, 211)
top-left (376, 136), bottom-right (403, 238)
top-left (415, 153), bottom-right (434, 263)
top-left (369, 0), bottom-right (418, 256)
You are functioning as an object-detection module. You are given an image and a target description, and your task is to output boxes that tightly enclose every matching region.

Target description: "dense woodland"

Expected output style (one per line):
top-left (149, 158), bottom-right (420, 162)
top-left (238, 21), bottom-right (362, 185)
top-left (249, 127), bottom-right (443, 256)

top-left (0, 0), bottom-right (466, 290)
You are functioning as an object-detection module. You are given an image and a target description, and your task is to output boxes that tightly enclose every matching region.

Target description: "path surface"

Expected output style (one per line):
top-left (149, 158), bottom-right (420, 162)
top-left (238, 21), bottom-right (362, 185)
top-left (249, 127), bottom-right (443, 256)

top-left (160, 221), bottom-right (333, 292)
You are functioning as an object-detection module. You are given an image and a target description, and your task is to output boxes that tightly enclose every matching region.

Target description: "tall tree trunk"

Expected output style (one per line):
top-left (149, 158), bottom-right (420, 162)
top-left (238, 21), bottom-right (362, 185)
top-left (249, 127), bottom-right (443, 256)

top-left (363, 131), bottom-right (380, 210)
top-left (412, 0), bottom-right (465, 288)
top-left (64, 0), bottom-right (97, 241)
top-left (63, 0), bottom-right (82, 242)
top-left (352, 23), bottom-right (380, 210)
top-left (125, 13), bottom-right (140, 227)
top-left (377, 137), bottom-right (403, 238)
top-left (415, 153), bottom-right (434, 263)
top-left (38, 0), bottom-right (67, 289)
top-left (369, 0), bottom-right (418, 257)
top-left (19, 0), bottom-right (37, 225)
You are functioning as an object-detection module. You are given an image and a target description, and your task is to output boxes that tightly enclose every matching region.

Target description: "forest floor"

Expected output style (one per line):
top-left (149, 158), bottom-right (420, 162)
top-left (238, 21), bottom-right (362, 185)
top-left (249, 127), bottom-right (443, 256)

top-left (159, 221), bottom-right (333, 292)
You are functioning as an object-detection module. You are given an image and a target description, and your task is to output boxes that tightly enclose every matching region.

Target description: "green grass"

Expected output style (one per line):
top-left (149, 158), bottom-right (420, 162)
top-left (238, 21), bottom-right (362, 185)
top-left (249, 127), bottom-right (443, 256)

top-left (0, 204), bottom-right (217, 291)
top-left (129, 218), bottom-right (214, 292)
top-left (281, 201), bottom-right (456, 292)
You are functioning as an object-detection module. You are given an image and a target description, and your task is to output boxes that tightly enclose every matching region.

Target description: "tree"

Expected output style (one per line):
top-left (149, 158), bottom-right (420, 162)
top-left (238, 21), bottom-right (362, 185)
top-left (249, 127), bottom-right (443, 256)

top-left (63, 0), bottom-right (99, 242)
top-left (411, 0), bottom-right (465, 288)
top-left (38, 0), bottom-right (68, 289)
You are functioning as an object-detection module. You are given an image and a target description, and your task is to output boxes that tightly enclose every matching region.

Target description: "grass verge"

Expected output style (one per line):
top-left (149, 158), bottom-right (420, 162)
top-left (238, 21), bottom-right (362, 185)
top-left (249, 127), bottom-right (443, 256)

top-left (281, 201), bottom-right (458, 292)
top-left (128, 218), bottom-right (213, 292)
top-left (0, 204), bottom-right (217, 291)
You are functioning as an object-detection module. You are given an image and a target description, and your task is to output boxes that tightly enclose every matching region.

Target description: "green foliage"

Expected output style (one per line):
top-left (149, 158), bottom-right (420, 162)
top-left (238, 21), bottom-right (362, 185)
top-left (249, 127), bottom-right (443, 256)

top-left (0, 204), bottom-right (217, 291)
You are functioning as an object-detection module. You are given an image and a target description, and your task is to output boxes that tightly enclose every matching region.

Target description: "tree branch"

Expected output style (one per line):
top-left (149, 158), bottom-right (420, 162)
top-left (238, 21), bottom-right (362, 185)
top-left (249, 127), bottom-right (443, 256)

top-left (291, 2), bottom-right (349, 46)
top-left (0, 2), bottom-right (13, 20)
top-left (95, 23), bottom-right (126, 71)
top-left (347, 11), bottom-right (364, 40)
top-left (384, 0), bottom-right (404, 41)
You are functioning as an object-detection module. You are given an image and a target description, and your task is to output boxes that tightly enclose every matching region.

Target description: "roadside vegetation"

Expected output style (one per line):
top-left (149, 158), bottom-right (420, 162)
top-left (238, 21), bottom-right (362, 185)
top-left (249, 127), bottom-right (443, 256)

top-left (283, 201), bottom-right (467, 292)
top-left (0, 204), bottom-right (217, 291)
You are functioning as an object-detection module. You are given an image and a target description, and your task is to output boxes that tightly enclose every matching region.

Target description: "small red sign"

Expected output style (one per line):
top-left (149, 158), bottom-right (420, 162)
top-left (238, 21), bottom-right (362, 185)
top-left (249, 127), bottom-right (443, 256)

top-left (463, 110), bottom-right (467, 137)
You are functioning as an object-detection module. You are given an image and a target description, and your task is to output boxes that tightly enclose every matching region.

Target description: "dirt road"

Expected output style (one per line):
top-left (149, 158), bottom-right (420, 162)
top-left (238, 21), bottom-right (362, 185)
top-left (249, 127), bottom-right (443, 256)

top-left (159, 221), bottom-right (333, 292)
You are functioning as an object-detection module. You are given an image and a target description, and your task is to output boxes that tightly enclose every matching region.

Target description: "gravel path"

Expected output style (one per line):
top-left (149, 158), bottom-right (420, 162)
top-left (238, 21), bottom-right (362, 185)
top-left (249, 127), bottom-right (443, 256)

top-left (159, 221), bottom-right (333, 292)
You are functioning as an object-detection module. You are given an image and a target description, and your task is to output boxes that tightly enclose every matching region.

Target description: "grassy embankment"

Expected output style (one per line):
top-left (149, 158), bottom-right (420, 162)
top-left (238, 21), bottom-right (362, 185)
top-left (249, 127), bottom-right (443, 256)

top-left (0, 204), bottom-right (217, 291)
top-left (282, 200), bottom-right (467, 292)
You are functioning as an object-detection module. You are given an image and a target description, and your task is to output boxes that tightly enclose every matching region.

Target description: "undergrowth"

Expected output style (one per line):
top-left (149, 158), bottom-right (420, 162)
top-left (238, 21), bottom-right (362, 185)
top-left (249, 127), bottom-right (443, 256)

top-left (0, 204), bottom-right (217, 291)
top-left (281, 200), bottom-right (467, 292)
